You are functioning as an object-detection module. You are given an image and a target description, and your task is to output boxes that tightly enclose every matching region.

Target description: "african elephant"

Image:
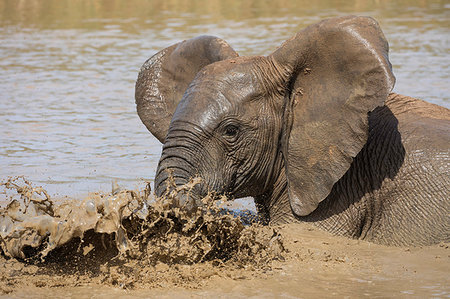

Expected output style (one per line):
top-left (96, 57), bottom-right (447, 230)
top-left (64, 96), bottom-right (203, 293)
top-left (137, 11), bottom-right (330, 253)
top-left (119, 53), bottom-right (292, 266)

top-left (135, 16), bottom-right (449, 246)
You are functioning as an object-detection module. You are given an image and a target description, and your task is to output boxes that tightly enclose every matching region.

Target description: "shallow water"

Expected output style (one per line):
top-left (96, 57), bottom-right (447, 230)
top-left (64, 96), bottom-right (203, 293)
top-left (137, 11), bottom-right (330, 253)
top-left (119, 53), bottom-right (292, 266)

top-left (0, 1), bottom-right (449, 297)
top-left (1, 178), bottom-right (448, 298)
top-left (1, 0), bottom-right (449, 197)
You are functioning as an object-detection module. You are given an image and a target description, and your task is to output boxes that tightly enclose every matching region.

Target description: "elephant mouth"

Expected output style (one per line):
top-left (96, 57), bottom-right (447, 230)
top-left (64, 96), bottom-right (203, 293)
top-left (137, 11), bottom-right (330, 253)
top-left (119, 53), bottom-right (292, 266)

top-left (155, 171), bottom-right (205, 212)
top-left (155, 171), bottom-right (240, 214)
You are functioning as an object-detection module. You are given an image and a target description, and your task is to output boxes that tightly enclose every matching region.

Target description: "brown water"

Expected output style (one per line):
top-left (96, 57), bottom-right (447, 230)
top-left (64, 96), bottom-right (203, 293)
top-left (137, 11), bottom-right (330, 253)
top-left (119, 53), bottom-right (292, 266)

top-left (1, 0), bottom-right (449, 298)
top-left (0, 178), bottom-right (449, 298)
top-left (1, 0), bottom-right (449, 196)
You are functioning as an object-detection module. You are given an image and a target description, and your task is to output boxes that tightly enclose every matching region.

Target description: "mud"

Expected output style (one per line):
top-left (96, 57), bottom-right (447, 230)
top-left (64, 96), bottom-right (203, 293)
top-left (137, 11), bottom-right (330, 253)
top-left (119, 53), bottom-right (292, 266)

top-left (1, 177), bottom-right (449, 298)
top-left (0, 178), bottom-right (283, 291)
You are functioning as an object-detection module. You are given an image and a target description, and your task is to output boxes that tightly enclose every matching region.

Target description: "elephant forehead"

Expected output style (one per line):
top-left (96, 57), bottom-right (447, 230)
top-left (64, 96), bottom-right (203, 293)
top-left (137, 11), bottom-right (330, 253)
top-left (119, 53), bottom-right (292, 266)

top-left (171, 70), bottom-right (258, 129)
top-left (171, 84), bottom-right (237, 129)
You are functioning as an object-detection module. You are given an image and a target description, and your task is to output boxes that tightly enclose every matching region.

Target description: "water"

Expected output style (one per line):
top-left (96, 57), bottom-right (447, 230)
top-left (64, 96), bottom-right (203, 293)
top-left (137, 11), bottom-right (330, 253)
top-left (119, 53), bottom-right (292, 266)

top-left (0, 1), bottom-right (449, 297)
top-left (0, 0), bottom-right (448, 197)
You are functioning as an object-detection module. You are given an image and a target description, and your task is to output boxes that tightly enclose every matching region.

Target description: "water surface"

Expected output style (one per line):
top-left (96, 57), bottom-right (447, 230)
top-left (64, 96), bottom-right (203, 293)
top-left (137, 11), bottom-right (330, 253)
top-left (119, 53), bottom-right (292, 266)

top-left (1, 0), bottom-right (449, 196)
top-left (0, 1), bottom-right (449, 298)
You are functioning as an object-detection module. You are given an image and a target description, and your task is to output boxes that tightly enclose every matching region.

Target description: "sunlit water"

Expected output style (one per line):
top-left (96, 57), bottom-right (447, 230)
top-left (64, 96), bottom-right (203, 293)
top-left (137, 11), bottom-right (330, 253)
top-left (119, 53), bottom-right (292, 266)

top-left (0, 0), bottom-right (449, 197)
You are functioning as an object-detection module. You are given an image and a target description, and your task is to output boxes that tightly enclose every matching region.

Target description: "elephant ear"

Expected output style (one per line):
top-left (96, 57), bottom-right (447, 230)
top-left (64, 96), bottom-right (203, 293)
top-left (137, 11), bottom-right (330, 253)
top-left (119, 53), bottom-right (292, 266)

top-left (270, 16), bottom-right (395, 216)
top-left (135, 36), bottom-right (238, 143)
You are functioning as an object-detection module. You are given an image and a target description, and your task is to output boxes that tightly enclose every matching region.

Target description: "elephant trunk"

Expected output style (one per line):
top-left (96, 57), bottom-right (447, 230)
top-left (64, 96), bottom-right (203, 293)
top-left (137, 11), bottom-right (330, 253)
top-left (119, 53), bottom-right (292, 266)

top-left (154, 146), bottom-right (203, 212)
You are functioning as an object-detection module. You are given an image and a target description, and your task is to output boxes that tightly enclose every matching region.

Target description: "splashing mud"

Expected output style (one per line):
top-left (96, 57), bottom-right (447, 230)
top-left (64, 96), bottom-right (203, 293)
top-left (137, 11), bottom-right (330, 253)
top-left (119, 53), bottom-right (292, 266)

top-left (0, 177), bottom-right (284, 292)
top-left (1, 178), bottom-right (449, 297)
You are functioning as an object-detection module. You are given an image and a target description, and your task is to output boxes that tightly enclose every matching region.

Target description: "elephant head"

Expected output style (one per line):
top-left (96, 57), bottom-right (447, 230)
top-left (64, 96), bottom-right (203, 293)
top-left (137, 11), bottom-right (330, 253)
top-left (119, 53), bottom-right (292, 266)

top-left (135, 16), bottom-right (395, 218)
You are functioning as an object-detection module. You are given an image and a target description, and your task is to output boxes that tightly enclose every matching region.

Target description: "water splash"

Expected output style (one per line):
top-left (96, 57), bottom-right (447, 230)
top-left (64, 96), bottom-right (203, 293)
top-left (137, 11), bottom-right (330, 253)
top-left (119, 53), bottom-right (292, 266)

top-left (0, 177), bottom-right (284, 268)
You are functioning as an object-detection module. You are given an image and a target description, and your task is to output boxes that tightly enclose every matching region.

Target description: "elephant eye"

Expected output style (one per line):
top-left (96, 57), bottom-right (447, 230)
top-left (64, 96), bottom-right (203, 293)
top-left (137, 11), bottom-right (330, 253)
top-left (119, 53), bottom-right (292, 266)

top-left (224, 124), bottom-right (239, 138)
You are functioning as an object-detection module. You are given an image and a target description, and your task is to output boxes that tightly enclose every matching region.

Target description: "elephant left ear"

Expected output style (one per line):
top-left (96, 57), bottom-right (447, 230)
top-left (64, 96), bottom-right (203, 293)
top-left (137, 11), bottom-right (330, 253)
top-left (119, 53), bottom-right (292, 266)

top-left (270, 16), bottom-right (395, 216)
top-left (135, 36), bottom-right (238, 143)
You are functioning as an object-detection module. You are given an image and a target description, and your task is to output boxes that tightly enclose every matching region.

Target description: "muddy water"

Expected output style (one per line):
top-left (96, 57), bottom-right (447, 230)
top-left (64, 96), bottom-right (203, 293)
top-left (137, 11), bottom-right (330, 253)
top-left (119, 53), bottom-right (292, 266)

top-left (0, 0), bottom-right (449, 298)
top-left (1, 0), bottom-right (449, 196)
top-left (1, 178), bottom-right (449, 298)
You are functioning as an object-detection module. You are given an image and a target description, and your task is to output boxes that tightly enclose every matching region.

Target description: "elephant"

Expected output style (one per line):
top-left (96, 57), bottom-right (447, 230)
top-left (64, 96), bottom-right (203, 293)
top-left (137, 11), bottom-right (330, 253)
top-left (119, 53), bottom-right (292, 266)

top-left (135, 16), bottom-right (449, 246)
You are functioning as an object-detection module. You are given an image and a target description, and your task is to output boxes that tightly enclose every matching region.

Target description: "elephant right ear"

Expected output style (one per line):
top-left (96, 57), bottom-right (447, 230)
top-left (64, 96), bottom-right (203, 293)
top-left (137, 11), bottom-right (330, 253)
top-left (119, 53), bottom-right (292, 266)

top-left (135, 36), bottom-right (239, 143)
top-left (270, 16), bottom-right (395, 217)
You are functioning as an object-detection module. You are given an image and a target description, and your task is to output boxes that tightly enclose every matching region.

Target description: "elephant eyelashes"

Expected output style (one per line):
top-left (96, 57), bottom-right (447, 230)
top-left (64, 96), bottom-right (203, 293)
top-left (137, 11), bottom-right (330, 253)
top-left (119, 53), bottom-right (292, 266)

top-left (225, 125), bottom-right (238, 136)
top-left (223, 124), bottom-right (239, 141)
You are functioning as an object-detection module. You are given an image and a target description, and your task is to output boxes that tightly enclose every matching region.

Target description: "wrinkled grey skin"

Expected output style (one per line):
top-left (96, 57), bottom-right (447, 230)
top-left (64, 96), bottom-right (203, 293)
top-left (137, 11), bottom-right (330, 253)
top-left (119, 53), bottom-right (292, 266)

top-left (136, 16), bottom-right (449, 246)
